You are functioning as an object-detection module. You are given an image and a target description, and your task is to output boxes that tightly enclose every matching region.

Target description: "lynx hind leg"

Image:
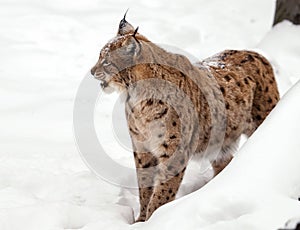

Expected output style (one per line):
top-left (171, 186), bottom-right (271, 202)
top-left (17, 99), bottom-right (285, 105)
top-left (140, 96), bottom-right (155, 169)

top-left (250, 52), bottom-right (280, 134)
top-left (211, 141), bottom-right (238, 176)
top-left (212, 154), bottom-right (233, 176)
top-left (134, 151), bottom-right (158, 222)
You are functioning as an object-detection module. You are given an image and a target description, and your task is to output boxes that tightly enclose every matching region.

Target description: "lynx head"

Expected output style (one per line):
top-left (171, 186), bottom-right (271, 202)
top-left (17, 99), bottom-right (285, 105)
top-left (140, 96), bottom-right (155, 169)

top-left (91, 11), bottom-right (150, 93)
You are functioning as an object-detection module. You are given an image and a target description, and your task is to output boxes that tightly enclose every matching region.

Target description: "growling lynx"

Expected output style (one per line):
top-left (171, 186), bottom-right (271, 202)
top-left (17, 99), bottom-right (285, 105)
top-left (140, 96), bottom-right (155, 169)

top-left (91, 13), bottom-right (279, 222)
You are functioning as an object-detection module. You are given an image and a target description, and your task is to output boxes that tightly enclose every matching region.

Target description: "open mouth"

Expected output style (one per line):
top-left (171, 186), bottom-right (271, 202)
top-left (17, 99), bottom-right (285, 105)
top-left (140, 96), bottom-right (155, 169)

top-left (100, 80), bottom-right (108, 89)
top-left (93, 73), bottom-right (109, 89)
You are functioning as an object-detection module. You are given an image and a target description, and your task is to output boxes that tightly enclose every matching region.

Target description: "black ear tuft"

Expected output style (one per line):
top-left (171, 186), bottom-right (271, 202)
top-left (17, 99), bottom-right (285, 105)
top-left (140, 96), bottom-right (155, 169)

top-left (133, 26), bottom-right (139, 37)
top-left (123, 8), bottom-right (129, 21)
top-left (118, 10), bottom-right (127, 32)
top-left (119, 8), bottom-right (129, 30)
top-left (118, 9), bottom-right (134, 35)
top-left (132, 26), bottom-right (139, 42)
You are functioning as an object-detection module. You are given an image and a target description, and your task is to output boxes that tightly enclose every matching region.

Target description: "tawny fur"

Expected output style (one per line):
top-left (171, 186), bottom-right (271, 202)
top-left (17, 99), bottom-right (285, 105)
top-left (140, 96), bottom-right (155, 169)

top-left (91, 18), bottom-right (279, 222)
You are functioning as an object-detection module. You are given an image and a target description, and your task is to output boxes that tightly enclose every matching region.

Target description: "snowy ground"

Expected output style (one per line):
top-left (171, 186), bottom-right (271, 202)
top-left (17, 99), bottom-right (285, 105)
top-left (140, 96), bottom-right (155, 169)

top-left (1, 0), bottom-right (300, 229)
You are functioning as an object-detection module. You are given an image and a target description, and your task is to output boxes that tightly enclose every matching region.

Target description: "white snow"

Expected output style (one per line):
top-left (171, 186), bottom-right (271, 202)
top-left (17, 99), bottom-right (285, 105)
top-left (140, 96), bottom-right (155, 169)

top-left (1, 0), bottom-right (300, 229)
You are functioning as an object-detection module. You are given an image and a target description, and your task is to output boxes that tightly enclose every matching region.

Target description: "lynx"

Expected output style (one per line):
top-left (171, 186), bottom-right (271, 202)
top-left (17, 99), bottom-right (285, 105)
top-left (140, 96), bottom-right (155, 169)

top-left (91, 13), bottom-right (279, 222)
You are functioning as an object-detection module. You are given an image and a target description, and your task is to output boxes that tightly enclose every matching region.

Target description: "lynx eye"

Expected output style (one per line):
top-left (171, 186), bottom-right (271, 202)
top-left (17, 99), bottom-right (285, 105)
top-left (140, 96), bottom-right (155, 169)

top-left (103, 62), bottom-right (116, 73)
top-left (103, 62), bottom-right (111, 67)
top-left (100, 58), bottom-right (105, 64)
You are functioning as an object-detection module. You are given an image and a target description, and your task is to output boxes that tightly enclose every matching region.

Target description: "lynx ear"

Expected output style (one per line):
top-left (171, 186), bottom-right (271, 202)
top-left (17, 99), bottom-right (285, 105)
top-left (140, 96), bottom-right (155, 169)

top-left (117, 9), bottom-right (135, 36)
top-left (125, 35), bottom-right (141, 56)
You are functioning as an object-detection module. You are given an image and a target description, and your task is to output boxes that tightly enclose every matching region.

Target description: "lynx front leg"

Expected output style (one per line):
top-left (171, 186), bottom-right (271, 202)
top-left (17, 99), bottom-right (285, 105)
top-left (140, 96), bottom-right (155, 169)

top-left (134, 151), bottom-right (158, 222)
top-left (145, 162), bottom-right (187, 221)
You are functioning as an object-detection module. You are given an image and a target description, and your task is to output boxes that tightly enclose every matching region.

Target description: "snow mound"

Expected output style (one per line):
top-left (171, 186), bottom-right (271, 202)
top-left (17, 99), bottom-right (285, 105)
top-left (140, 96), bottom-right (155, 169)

top-left (133, 80), bottom-right (300, 230)
top-left (258, 21), bottom-right (300, 94)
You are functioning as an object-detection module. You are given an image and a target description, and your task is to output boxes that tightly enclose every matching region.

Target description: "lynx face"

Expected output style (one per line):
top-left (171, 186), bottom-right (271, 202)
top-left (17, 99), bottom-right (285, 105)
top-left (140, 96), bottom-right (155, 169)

top-left (91, 36), bottom-right (139, 92)
top-left (91, 14), bottom-right (143, 93)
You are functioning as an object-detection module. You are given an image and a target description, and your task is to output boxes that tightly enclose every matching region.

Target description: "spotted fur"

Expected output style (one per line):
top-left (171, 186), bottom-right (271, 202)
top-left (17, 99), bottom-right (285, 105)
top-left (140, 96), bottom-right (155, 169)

top-left (91, 16), bottom-right (279, 222)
